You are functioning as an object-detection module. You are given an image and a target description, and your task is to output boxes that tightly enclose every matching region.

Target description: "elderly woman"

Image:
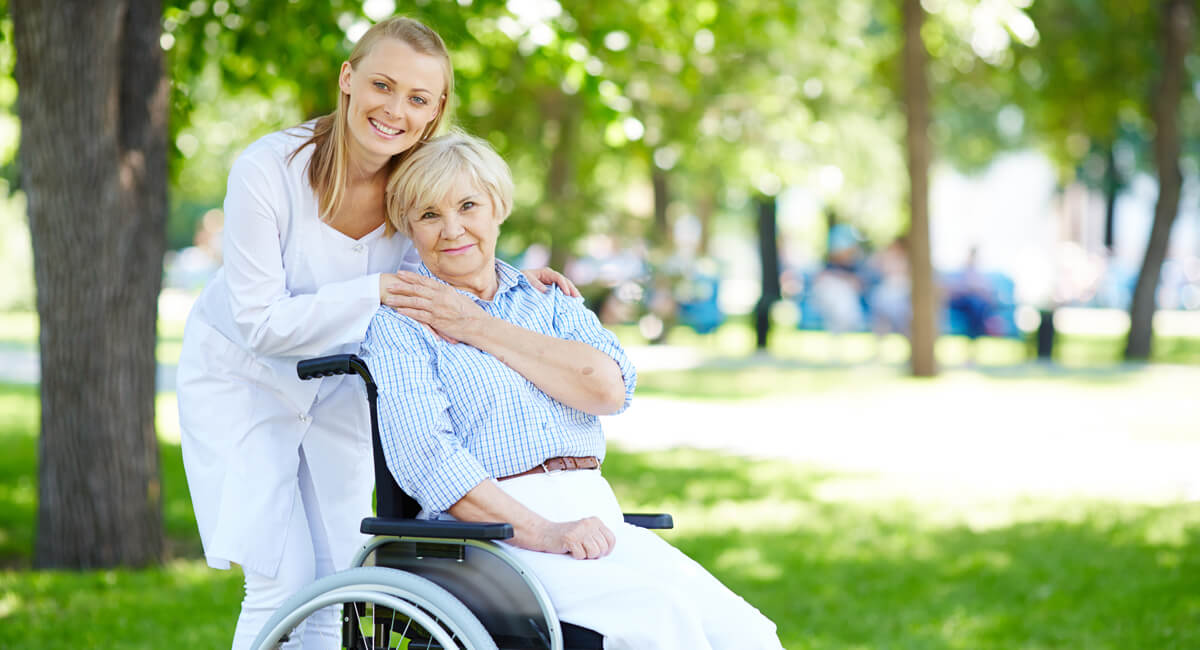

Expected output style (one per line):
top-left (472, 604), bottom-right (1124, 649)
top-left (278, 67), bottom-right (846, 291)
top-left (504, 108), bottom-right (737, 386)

top-left (360, 132), bottom-right (783, 649)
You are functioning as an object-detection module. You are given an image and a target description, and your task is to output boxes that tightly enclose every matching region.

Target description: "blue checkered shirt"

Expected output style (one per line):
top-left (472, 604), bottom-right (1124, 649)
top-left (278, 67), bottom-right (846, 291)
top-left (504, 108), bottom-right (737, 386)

top-left (360, 260), bottom-right (637, 516)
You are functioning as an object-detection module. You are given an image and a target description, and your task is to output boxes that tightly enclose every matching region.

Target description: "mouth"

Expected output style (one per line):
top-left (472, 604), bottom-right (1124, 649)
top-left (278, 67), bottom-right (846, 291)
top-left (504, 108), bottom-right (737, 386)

top-left (369, 117), bottom-right (404, 137)
top-left (441, 243), bottom-right (476, 255)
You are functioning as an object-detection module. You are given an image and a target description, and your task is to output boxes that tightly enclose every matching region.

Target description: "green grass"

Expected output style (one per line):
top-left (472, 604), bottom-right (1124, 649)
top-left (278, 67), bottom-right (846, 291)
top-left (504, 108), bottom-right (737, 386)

top-left (2, 382), bottom-right (1198, 648)
top-left (603, 447), bottom-right (1200, 649)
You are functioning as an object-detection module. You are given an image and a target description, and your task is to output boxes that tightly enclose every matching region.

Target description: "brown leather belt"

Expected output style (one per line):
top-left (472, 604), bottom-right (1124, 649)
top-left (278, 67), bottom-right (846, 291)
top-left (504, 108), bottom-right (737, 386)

top-left (497, 456), bottom-right (601, 481)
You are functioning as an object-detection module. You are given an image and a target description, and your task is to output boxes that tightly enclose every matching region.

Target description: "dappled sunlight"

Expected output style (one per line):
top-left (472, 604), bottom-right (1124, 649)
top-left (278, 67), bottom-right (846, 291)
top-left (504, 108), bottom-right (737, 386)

top-left (155, 392), bottom-right (180, 443)
top-left (0, 558), bottom-right (243, 647)
top-left (1141, 509), bottom-right (1200, 547)
top-left (615, 364), bottom-right (1200, 508)
top-left (0, 590), bottom-right (19, 619)
top-left (714, 546), bottom-right (783, 581)
top-left (1, 380), bottom-right (1197, 646)
top-left (0, 477), bottom-right (33, 511)
top-left (601, 445), bottom-right (1200, 646)
top-left (0, 312), bottom-right (36, 346)
top-left (669, 497), bottom-right (829, 537)
top-left (666, 501), bottom-right (1200, 648)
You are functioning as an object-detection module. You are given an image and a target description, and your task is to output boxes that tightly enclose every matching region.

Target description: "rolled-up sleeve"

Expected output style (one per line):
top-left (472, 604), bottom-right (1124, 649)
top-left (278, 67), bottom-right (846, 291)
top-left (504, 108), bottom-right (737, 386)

top-left (550, 289), bottom-right (637, 413)
top-left (361, 308), bottom-right (489, 515)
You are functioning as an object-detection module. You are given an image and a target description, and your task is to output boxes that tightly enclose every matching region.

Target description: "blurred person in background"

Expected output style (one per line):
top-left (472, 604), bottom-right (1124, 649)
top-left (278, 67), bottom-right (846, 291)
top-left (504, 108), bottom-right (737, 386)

top-left (811, 224), bottom-right (867, 351)
top-left (946, 247), bottom-right (999, 342)
top-left (866, 237), bottom-right (911, 346)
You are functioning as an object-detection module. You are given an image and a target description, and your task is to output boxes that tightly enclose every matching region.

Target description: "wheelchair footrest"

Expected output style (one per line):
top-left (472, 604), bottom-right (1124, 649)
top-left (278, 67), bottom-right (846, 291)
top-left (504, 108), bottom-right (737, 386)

top-left (361, 516), bottom-right (513, 540)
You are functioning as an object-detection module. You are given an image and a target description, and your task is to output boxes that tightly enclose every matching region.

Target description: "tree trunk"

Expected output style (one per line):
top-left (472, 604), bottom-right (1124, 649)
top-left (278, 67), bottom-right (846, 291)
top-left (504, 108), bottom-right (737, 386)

top-left (1125, 0), bottom-right (1192, 360)
top-left (754, 196), bottom-right (781, 350)
top-left (541, 91), bottom-right (580, 270)
top-left (902, 0), bottom-right (938, 377)
top-left (12, 0), bottom-right (167, 568)
top-left (651, 166), bottom-right (672, 249)
top-left (695, 176), bottom-right (717, 257)
top-left (1102, 144), bottom-right (1119, 251)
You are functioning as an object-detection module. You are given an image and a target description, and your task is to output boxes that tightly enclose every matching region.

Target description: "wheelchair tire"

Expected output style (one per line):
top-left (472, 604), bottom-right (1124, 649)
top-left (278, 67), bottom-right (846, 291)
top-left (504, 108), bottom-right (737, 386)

top-left (250, 566), bottom-right (498, 650)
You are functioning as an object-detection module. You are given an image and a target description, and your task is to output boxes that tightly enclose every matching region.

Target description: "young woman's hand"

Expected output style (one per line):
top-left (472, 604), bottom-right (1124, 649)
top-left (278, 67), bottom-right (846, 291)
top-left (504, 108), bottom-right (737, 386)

top-left (523, 267), bottom-right (580, 297)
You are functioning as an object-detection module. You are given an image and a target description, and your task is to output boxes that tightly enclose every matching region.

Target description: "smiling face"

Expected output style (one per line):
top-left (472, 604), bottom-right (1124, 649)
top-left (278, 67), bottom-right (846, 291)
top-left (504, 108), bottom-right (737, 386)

top-left (338, 38), bottom-right (446, 173)
top-left (408, 173), bottom-right (503, 298)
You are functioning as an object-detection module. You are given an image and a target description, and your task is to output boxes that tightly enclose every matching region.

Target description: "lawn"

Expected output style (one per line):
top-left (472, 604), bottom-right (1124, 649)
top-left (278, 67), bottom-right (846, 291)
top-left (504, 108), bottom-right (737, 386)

top-left (1, 379), bottom-right (1198, 649)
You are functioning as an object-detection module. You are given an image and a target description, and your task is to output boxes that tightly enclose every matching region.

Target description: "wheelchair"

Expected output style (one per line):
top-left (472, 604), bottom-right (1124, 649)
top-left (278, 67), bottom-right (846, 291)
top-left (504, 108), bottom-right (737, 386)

top-left (250, 354), bottom-right (674, 650)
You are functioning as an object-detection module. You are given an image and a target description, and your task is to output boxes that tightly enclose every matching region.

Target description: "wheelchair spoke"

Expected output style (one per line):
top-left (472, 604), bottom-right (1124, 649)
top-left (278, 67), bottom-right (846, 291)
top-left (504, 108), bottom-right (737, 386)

top-left (251, 568), bottom-right (495, 649)
top-left (397, 613), bottom-right (412, 640)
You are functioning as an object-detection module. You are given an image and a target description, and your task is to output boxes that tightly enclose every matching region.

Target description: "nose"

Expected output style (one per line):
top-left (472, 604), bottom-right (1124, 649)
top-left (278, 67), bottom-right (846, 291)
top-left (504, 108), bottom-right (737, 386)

top-left (440, 212), bottom-right (466, 239)
top-left (384, 96), bottom-right (407, 121)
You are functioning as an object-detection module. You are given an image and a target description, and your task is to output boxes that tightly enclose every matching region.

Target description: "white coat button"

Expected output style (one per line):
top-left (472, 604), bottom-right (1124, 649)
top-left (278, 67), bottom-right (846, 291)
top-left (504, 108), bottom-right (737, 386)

top-left (352, 244), bottom-right (364, 253)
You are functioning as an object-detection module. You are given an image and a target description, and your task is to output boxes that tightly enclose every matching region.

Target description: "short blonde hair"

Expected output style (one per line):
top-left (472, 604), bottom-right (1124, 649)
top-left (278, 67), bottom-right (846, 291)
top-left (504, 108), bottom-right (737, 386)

top-left (386, 131), bottom-right (514, 237)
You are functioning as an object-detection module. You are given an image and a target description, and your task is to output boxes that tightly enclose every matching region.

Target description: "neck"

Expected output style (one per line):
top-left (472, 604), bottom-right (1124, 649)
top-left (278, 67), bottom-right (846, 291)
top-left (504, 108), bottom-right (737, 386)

top-left (438, 265), bottom-right (500, 301)
top-left (345, 141), bottom-right (390, 185)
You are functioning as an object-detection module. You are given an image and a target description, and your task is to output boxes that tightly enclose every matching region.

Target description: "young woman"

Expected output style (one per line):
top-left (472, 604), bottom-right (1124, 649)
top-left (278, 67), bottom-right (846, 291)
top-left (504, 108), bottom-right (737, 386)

top-left (176, 17), bottom-right (575, 648)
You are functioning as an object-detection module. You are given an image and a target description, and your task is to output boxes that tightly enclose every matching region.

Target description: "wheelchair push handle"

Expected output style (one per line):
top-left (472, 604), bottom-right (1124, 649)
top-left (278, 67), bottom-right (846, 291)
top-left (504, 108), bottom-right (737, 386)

top-left (297, 354), bottom-right (375, 386)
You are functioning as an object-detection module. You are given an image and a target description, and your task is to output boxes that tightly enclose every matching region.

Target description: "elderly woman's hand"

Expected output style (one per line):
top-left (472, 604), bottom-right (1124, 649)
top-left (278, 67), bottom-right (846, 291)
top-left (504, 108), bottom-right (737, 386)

top-left (383, 271), bottom-right (489, 343)
top-left (540, 517), bottom-right (616, 560)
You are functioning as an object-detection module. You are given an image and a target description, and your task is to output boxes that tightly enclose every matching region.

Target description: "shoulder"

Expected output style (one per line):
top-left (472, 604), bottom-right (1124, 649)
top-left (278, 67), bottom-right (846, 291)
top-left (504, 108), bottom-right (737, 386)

top-left (497, 260), bottom-right (552, 301)
top-left (232, 123), bottom-right (315, 178)
top-left (364, 305), bottom-right (438, 350)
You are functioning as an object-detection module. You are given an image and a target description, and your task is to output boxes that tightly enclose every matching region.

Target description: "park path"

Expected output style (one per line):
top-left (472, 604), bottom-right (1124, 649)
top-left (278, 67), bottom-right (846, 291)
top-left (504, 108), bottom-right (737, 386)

top-left (602, 351), bottom-right (1200, 506)
top-left (3, 342), bottom-right (1197, 505)
top-left (602, 364), bottom-right (1200, 505)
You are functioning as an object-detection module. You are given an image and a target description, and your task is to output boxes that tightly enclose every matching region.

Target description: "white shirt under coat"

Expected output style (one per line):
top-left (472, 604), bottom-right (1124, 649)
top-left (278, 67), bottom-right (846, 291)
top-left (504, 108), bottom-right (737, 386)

top-left (177, 124), bottom-right (419, 575)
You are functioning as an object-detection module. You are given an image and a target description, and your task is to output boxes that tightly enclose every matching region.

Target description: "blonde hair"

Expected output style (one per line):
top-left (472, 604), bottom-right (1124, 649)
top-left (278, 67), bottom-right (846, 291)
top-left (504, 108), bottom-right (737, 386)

top-left (291, 16), bottom-right (454, 223)
top-left (386, 131), bottom-right (514, 237)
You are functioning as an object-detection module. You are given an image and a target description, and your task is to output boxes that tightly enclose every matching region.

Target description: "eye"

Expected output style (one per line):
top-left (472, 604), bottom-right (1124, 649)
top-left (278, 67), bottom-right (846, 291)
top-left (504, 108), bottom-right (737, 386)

top-left (373, 81), bottom-right (389, 91)
top-left (461, 201), bottom-right (476, 211)
top-left (410, 95), bottom-right (428, 106)
top-left (419, 211), bottom-right (439, 220)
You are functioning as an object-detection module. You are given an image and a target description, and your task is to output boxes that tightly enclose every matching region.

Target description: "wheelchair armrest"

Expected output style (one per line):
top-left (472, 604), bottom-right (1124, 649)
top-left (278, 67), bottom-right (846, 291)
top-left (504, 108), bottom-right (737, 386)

top-left (361, 516), bottom-right (514, 540)
top-left (623, 513), bottom-right (674, 529)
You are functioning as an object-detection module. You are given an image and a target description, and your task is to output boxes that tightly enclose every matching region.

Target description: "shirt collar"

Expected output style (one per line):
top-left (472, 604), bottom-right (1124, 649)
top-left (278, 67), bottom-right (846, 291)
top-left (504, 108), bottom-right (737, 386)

top-left (415, 259), bottom-right (529, 303)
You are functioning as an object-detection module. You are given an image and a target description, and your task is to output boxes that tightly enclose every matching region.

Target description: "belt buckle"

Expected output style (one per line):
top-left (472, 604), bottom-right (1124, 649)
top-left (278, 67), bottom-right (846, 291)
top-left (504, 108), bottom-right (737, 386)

top-left (541, 459), bottom-right (563, 475)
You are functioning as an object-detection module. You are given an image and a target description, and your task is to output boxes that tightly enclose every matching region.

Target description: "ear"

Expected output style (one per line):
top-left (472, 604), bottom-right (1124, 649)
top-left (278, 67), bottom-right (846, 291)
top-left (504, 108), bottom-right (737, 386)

top-left (337, 61), bottom-right (354, 95)
top-left (434, 93), bottom-right (448, 120)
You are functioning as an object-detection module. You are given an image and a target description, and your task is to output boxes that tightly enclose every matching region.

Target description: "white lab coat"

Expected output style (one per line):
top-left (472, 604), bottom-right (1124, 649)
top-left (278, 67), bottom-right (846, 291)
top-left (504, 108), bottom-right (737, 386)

top-left (177, 125), bottom-right (418, 577)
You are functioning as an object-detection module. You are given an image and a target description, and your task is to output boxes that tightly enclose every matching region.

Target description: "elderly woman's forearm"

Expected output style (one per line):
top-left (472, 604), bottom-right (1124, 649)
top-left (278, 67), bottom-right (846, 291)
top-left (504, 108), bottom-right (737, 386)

top-left (449, 480), bottom-right (552, 549)
top-left (449, 480), bottom-right (616, 559)
top-left (468, 318), bottom-right (626, 415)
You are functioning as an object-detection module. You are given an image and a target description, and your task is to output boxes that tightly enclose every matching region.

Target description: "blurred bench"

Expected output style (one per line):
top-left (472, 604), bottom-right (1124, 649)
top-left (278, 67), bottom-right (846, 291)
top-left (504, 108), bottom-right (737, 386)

top-left (675, 273), bottom-right (725, 334)
top-left (790, 269), bottom-right (1021, 338)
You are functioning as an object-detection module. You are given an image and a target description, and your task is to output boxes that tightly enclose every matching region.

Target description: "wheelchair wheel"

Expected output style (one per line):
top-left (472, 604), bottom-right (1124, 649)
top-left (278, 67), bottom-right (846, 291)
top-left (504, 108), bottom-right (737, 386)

top-left (250, 566), bottom-right (498, 650)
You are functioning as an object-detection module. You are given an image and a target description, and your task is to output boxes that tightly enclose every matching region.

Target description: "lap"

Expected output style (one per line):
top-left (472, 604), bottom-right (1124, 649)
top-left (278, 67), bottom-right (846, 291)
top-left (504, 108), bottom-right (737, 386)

top-left (491, 471), bottom-right (781, 649)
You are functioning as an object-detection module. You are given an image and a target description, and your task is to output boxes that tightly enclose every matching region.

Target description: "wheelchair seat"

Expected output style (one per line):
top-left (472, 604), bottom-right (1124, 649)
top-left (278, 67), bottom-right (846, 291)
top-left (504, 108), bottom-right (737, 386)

top-left (276, 354), bottom-right (673, 650)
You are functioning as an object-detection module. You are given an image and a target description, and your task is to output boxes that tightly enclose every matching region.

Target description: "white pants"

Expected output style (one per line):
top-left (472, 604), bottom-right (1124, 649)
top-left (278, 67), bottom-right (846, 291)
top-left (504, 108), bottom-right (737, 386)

top-left (493, 470), bottom-right (784, 650)
top-left (229, 449), bottom-right (363, 650)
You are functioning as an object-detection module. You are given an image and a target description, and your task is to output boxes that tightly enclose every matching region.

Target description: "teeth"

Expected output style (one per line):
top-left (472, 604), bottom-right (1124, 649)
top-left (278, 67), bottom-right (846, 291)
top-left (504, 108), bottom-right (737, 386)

top-left (371, 118), bottom-right (400, 135)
